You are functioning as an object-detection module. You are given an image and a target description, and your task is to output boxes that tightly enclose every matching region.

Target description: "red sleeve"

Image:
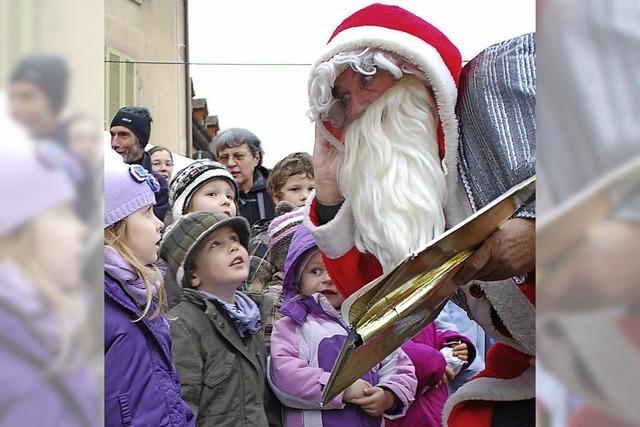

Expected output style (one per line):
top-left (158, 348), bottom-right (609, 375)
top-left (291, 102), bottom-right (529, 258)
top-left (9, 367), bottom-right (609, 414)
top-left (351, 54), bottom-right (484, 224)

top-left (308, 197), bottom-right (383, 298)
top-left (322, 249), bottom-right (383, 298)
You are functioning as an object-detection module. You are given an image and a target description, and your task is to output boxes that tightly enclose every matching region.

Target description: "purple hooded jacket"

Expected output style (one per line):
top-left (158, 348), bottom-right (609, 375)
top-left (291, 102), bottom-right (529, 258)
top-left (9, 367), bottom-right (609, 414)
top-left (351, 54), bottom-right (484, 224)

top-left (0, 262), bottom-right (97, 426)
top-left (104, 256), bottom-right (194, 427)
top-left (268, 226), bottom-right (417, 427)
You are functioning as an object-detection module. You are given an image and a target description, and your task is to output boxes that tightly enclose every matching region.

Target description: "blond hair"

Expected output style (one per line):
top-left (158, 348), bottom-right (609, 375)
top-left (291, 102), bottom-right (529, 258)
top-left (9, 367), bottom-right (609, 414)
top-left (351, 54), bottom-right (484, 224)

top-left (104, 219), bottom-right (166, 321)
top-left (0, 224), bottom-right (88, 371)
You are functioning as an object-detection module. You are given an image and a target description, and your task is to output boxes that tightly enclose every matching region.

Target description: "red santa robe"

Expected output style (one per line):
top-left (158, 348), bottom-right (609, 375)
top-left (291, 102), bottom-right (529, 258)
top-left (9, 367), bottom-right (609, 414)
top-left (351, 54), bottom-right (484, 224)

top-left (304, 4), bottom-right (536, 427)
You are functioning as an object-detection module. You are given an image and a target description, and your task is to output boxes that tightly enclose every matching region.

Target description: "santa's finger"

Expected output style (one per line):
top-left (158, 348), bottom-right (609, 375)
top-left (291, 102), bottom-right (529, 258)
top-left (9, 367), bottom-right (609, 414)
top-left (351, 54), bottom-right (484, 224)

top-left (453, 244), bottom-right (491, 285)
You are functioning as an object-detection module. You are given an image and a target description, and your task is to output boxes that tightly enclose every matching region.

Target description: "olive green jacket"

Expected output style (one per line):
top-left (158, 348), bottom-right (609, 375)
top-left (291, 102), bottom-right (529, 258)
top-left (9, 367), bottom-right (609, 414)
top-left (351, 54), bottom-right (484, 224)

top-left (169, 288), bottom-right (281, 426)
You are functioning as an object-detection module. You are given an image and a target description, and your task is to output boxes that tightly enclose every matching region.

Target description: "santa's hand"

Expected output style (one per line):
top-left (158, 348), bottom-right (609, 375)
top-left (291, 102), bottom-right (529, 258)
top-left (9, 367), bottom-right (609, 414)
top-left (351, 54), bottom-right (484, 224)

top-left (313, 124), bottom-right (343, 206)
top-left (453, 218), bottom-right (535, 285)
top-left (539, 220), bottom-right (640, 312)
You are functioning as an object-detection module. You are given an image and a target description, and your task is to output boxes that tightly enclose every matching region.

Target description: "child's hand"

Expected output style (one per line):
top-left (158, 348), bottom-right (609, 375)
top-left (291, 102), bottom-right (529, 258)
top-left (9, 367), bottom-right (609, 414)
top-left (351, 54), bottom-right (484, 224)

top-left (436, 367), bottom-right (455, 388)
top-left (351, 386), bottom-right (396, 417)
top-left (451, 342), bottom-right (469, 362)
top-left (342, 379), bottom-right (371, 403)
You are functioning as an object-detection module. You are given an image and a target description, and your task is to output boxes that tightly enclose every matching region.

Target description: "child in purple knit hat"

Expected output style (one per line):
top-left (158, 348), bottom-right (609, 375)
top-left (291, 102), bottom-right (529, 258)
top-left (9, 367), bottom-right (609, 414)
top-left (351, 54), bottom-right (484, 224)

top-left (104, 159), bottom-right (194, 427)
top-left (0, 145), bottom-right (96, 425)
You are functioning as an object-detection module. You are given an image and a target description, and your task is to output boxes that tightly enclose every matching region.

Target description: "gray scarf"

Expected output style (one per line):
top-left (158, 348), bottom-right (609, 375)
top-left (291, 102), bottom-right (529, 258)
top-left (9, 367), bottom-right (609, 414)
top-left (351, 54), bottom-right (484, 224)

top-left (199, 290), bottom-right (262, 338)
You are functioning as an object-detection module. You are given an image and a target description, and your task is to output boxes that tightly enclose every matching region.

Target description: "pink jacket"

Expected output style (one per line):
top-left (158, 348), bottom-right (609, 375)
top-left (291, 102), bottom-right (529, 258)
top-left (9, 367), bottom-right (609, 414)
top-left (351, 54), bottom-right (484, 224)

top-left (386, 323), bottom-right (476, 427)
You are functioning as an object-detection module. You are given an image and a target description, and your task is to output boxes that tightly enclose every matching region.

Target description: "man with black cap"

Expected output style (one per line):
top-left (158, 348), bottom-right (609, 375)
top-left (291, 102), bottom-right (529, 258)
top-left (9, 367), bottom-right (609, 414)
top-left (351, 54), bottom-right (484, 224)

top-left (8, 54), bottom-right (69, 144)
top-left (110, 106), bottom-right (169, 221)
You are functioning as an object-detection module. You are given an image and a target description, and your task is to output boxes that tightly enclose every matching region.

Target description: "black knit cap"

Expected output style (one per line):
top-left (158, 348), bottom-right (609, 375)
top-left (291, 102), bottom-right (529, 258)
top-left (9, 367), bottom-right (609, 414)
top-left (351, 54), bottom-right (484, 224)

top-left (110, 106), bottom-right (153, 147)
top-left (10, 54), bottom-right (69, 113)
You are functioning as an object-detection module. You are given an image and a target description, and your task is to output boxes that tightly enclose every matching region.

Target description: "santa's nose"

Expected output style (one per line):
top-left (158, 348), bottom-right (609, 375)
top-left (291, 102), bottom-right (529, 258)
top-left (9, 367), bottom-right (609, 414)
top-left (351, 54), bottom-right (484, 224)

top-left (346, 96), bottom-right (370, 125)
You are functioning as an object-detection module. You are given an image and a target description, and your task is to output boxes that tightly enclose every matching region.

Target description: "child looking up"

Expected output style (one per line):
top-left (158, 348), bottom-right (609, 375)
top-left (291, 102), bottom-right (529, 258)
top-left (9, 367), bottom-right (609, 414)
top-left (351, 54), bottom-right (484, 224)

top-left (160, 212), bottom-right (279, 426)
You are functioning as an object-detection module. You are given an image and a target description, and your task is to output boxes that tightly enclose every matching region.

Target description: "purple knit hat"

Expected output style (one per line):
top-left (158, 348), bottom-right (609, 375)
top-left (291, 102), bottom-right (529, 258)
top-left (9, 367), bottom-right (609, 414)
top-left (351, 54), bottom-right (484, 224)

top-left (267, 204), bottom-right (306, 271)
top-left (104, 160), bottom-right (159, 228)
top-left (0, 145), bottom-right (75, 236)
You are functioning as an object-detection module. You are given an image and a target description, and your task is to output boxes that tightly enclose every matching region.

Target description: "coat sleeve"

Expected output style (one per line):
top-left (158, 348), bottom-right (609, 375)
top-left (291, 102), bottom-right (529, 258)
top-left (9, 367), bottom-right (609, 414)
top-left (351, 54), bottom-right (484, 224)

top-left (400, 338), bottom-right (447, 391)
top-left (169, 317), bottom-right (203, 418)
top-left (305, 195), bottom-right (383, 298)
top-left (376, 348), bottom-right (418, 419)
top-left (268, 317), bottom-right (346, 410)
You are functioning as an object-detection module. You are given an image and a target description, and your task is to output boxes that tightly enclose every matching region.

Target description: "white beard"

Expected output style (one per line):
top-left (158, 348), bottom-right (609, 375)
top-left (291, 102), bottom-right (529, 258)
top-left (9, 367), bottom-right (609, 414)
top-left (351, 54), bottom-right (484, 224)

top-left (337, 75), bottom-right (447, 273)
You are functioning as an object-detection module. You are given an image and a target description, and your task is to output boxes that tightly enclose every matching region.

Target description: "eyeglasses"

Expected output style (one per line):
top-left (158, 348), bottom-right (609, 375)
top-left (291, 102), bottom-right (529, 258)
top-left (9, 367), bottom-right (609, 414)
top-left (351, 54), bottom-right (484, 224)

top-left (217, 152), bottom-right (247, 164)
top-left (152, 160), bottom-right (174, 167)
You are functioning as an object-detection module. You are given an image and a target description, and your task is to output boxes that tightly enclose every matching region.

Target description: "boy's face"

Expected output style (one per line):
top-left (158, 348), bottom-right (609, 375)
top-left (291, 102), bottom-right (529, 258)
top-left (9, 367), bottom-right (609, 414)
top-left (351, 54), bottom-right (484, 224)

top-left (299, 251), bottom-right (344, 308)
top-left (275, 173), bottom-right (315, 207)
top-left (191, 226), bottom-right (249, 290)
top-left (187, 179), bottom-right (237, 217)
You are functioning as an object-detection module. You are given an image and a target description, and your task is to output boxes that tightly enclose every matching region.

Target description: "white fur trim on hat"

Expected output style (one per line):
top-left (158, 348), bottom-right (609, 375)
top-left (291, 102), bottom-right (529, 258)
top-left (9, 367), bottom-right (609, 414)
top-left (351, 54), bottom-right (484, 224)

top-left (171, 169), bottom-right (237, 221)
top-left (461, 279), bottom-right (535, 356)
top-left (304, 191), bottom-right (355, 259)
top-left (309, 25), bottom-right (459, 177)
top-left (482, 279), bottom-right (536, 355)
top-left (442, 364), bottom-right (535, 426)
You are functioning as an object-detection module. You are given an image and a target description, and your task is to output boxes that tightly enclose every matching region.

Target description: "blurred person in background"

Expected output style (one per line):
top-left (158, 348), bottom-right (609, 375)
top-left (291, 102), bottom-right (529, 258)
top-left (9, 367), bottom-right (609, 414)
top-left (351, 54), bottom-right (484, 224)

top-left (0, 145), bottom-right (97, 426)
top-left (8, 54), bottom-right (69, 145)
top-left (537, 0), bottom-right (640, 426)
top-left (67, 113), bottom-right (104, 170)
top-left (7, 54), bottom-right (99, 225)
top-left (192, 149), bottom-right (214, 161)
top-left (66, 113), bottom-right (104, 224)
top-left (110, 106), bottom-right (169, 222)
top-left (149, 145), bottom-right (175, 181)
top-left (210, 127), bottom-right (276, 225)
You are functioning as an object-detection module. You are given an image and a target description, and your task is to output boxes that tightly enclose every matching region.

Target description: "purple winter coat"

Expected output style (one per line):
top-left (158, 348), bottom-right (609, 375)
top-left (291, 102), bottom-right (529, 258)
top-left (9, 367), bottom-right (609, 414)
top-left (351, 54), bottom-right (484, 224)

top-left (0, 262), bottom-right (98, 426)
top-left (105, 268), bottom-right (194, 427)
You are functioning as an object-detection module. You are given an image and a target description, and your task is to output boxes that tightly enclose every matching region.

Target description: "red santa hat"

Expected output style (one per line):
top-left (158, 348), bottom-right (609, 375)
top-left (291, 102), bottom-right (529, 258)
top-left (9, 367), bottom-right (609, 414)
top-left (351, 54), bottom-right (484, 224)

top-left (309, 3), bottom-right (461, 174)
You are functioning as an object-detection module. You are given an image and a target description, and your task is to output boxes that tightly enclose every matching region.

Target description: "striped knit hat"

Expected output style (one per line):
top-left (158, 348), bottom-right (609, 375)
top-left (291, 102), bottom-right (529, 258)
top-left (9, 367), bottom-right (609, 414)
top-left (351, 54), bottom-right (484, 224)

top-left (168, 159), bottom-right (238, 220)
top-left (267, 202), bottom-right (305, 271)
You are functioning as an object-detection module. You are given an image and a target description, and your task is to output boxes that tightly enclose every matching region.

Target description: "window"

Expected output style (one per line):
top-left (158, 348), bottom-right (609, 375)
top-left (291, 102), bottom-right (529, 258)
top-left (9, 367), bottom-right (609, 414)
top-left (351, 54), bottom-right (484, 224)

top-left (0, 0), bottom-right (43, 84)
top-left (105, 49), bottom-right (137, 127)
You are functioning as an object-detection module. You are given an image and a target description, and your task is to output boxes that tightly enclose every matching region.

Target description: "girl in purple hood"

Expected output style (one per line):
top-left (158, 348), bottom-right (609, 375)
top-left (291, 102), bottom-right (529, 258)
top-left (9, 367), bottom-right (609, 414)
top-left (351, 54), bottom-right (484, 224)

top-left (268, 225), bottom-right (417, 427)
top-left (104, 160), bottom-right (194, 427)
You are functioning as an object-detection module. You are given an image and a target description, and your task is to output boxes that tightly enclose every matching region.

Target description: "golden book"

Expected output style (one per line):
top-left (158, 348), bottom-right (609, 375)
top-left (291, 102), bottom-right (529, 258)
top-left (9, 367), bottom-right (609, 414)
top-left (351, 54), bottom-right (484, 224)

top-left (322, 176), bottom-right (536, 404)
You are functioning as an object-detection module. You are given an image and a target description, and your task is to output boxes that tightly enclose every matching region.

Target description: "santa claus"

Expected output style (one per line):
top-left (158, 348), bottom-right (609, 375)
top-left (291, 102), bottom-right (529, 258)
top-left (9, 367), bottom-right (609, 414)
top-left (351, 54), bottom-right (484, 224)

top-left (304, 4), bottom-right (536, 426)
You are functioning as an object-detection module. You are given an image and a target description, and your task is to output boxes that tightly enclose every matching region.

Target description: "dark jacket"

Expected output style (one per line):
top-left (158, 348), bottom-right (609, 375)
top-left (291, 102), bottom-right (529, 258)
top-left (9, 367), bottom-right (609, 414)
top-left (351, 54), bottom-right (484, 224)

top-left (104, 271), bottom-right (194, 427)
top-left (134, 151), bottom-right (169, 222)
top-left (169, 288), bottom-right (281, 427)
top-left (239, 166), bottom-right (276, 226)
